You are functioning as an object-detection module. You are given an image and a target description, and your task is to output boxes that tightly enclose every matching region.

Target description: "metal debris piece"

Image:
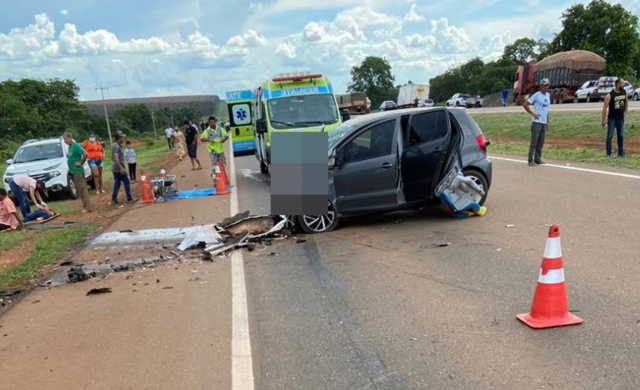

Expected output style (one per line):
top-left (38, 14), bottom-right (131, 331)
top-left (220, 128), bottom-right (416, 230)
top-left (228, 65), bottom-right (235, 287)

top-left (505, 224), bottom-right (515, 228)
top-left (177, 226), bottom-right (223, 251)
top-left (86, 288), bottom-right (112, 296)
top-left (425, 243), bottom-right (452, 249)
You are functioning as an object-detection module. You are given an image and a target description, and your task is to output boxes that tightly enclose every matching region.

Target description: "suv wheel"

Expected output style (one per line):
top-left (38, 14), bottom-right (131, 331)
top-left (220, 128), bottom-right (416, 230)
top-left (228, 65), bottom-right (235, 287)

top-left (635, 93), bottom-right (640, 102)
top-left (67, 175), bottom-right (79, 199)
top-left (296, 202), bottom-right (339, 234)
top-left (462, 169), bottom-right (488, 206)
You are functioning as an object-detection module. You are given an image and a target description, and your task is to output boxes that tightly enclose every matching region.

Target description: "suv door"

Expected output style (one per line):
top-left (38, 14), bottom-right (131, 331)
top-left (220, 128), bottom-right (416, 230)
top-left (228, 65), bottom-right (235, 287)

top-left (401, 109), bottom-right (451, 202)
top-left (333, 119), bottom-right (398, 214)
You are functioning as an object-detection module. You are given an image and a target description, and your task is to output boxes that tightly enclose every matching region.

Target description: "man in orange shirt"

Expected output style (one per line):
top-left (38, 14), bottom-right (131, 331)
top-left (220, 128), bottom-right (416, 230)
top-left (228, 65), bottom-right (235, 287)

top-left (0, 188), bottom-right (21, 231)
top-left (82, 132), bottom-right (106, 194)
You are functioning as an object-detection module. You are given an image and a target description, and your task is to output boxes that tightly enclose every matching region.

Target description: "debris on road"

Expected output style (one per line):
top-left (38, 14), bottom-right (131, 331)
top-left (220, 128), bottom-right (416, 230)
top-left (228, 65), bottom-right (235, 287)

top-left (435, 159), bottom-right (487, 219)
top-left (177, 226), bottom-right (223, 251)
top-left (506, 224), bottom-right (516, 228)
top-left (424, 243), bottom-right (452, 249)
top-left (86, 288), bottom-right (112, 296)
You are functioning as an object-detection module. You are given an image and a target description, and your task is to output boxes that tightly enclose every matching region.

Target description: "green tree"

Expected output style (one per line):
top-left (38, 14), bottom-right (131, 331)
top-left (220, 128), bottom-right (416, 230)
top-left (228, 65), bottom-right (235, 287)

top-left (112, 104), bottom-right (153, 134)
top-left (502, 38), bottom-right (539, 64)
top-left (348, 56), bottom-right (396, 109)
top-left (550, 0), bottom-right (640, 77)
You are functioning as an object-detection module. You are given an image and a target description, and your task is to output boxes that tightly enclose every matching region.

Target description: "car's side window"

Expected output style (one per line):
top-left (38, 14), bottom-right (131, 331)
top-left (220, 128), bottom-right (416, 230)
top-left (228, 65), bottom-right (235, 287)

top-left (343, 120), bottom-right (395, 163)
top-left (407, 111), bottom-right (447, 147)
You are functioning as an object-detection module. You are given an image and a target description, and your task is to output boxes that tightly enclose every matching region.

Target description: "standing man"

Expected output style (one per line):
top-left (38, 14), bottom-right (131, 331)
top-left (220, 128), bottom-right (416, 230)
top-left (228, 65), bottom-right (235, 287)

top-left (201, 116), bottom-right (229, 169)
top-left (184, 120), bottom-right (203, 171)
top-left (164, 126), bottom-right (174, 150)
top-left (8, 175), bottom-right (46, 218)
top-left (62, 132), bottom-right (93, 213)
top-left (602, 77), bottom-right (628, 158)
top-left (522, 78), bottom-right (551, 166)
top-left (502, 87), bottom-right (509, 107)
top-left (111, 133), bottom-right (135, 205)
top-left (0, 188), bottom-right (21, 231)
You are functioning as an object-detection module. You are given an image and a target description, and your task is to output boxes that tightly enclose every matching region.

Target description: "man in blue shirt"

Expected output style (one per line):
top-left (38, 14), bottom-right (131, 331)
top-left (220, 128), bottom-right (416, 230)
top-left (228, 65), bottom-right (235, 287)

top-left (523, 78), bottom-right (551, 166)
top-left (502, 87), bottom-right (509, 107)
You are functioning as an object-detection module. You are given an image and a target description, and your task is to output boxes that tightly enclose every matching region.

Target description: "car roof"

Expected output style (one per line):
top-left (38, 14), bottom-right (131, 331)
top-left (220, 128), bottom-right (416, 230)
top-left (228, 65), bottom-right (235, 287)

top-left (351, 107), bottom-right (451, 126)
top-left (21, 137), bottom-right (62, 147)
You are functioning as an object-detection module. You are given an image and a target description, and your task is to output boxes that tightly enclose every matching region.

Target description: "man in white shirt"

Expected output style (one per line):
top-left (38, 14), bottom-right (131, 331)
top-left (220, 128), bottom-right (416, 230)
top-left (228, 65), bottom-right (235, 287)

top-left (8, 175), bottom-right (47, 218)
top-left (164, 127), bottom-right (174, 150)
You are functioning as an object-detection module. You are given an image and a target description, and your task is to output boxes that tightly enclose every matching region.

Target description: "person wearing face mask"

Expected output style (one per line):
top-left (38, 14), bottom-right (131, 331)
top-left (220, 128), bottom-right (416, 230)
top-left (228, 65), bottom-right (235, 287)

top-left (82, 132), bottom-right (106, 194)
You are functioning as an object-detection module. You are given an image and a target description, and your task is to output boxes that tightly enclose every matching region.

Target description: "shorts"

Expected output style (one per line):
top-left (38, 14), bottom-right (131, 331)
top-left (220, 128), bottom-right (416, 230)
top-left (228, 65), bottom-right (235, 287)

top-left (188, 144), bottom-right (198, 158)
top-left (88, 159), bottom-right (103, 169)
top-left (209, 152), bottom-right (226, 166)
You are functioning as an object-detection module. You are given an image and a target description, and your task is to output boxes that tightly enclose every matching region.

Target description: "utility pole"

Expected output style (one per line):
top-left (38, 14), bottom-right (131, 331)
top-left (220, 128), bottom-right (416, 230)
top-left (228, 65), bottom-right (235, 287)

top-left (95, 87), bottom-right (113, 147)
top-left (151, 108), bottom-right (158, 140)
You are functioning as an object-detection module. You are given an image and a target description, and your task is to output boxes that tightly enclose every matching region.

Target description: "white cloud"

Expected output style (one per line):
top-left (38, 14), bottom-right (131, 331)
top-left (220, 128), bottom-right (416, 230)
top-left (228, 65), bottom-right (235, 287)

top-left (0, 13), bottom-right (57, 59)
top-left (276, 41), bottom-right (296, 58)
top-left (480, 31), bottom-right (512, 61)
top-left (226, 29), bottom-right (267, 47)
top-left (179, 18), bottom-right (199, 40)
top-left (404, 3), bottom-right (425, 22)
top-left (60, 10), bottom-right (69, 16)
top-left (430, 18), bottom-right (472, 53)
top-left (406, 33), bottom-right (436, 48)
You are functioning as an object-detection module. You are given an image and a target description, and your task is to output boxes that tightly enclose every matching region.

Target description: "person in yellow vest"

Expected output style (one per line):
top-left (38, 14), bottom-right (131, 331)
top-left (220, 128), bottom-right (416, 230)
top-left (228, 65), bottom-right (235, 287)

top-left (201, 115), bottom-right (229, 168)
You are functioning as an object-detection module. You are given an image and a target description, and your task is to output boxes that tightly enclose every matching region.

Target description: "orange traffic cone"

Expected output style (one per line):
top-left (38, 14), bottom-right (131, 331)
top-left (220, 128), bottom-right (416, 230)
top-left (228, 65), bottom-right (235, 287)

top-left (216, 161), bottom-right (230, 187)
top-left (517, 225), bottom-right (583, 329)
top-left (214, 165), bottom-right (229, 195)
top-left (140, 171), bottom-right (155, 204)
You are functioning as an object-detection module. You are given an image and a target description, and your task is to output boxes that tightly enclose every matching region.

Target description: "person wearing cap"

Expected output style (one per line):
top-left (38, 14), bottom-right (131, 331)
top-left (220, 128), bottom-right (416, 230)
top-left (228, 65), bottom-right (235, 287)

top-left (523, 78), bottom-right (551, 166)
top-left (111, 133), bottom-right (135, 205)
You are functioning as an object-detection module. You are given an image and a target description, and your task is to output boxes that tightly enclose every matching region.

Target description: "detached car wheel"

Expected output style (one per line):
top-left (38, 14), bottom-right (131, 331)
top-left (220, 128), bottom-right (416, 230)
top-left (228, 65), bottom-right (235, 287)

top-left (296, 202), bottom-right (339, 234)
top-left (462, 169), bottom-right (488, 206)
top-left (67, 175), bottom-right (79, 199)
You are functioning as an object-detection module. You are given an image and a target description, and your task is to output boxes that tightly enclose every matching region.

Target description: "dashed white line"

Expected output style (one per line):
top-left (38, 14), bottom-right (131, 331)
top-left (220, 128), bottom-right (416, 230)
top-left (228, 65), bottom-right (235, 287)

top-left (490, 156), bottom-right (640, 180)
top-left (229, 151), bottom-right (255, 390)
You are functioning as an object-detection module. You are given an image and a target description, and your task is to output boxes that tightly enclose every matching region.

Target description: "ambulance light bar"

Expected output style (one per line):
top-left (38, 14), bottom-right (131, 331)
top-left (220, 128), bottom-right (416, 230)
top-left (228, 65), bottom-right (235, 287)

top-left (272, 73), bottom-right (323, 83)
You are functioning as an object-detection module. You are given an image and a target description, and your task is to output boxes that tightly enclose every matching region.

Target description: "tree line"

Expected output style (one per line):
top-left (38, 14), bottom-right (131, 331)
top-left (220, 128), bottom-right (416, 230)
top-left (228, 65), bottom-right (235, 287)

top-left (349, 0), bottom-right (640, 107)
top-left (0, 78), bottom-right (205, 159)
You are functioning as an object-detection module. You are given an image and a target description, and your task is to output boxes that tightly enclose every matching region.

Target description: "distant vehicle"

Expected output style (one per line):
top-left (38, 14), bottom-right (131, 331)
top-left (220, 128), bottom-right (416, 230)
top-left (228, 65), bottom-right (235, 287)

top-left (397, 83), bottom-right (430, 108)
top-left (590, 76), bottom-right (616, 102)
top-left (419, 99), bottom-right (435, 107)
top-left (574, 80), bottom-right (598, 103)
top-left (3, 137), bottom-right (94, 199)
top-left (445, 94), bottom-right (482, 108)
top-left (336, 92), bottom-right (369, 115)
top-left (252, 72), bottom-right (345, 174)
top-left (513, 50), bottom-right (606, 105)
top-left (225, 90), bottom-right (256, 154)
top-left (294, 107), bottom-right (492, 234)
top-left (624, 81), bottom-right (635, 100)
top-left (379, 100), bottom-right (397, 111)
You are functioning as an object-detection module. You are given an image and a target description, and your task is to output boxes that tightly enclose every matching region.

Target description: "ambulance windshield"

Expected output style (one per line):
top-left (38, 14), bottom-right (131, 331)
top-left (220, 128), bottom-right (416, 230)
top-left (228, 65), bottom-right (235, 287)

top-left (268, 94), bottom-right (338, 129)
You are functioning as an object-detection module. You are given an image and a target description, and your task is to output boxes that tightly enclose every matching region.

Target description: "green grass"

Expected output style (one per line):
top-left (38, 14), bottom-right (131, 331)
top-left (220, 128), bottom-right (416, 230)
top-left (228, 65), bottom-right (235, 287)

top-left (489, 143), bottom-right (640, 170)
top-left (471, 111), bottom-right (640, 143)
top-left (0, 224), bottom-right (94, 291)
top-left (0, 229), bottom-right (30, 252)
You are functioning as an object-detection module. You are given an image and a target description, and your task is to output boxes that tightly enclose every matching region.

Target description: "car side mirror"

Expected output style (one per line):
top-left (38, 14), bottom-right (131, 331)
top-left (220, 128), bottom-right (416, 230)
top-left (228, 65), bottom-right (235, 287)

top-left (340, 109), bottom-right (351, 122)
top-left (256, 118), bottom-right (267, 135)
top-left (6, 159), bottom-right (13, 165)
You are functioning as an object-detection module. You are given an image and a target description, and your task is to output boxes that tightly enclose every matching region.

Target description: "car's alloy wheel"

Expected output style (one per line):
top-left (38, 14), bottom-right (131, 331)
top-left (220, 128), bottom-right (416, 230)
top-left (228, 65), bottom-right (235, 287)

top-left (573, 95), bottom-right (579, 104)
top-left (462, 169), bottom-right (488, 206)
top-left (297, 202), bottom-right (338, 234)
top-left (67, 175), bottom-right (79, 199)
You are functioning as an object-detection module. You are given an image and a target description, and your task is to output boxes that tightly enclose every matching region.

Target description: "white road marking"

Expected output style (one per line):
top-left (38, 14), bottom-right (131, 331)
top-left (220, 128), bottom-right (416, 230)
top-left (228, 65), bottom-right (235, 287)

top-left (229, 150), bottom-right (255, 390)
top-left (490, 156), bottom-right (640, 180)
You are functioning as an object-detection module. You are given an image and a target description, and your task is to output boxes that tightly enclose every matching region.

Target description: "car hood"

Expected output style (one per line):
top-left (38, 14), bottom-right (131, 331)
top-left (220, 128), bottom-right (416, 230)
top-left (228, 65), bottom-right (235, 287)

top-left (4, 158), bottom-right (65, 176)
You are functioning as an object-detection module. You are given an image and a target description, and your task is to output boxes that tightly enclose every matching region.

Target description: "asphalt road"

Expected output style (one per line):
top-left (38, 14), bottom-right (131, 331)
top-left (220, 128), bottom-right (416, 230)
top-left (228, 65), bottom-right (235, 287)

top-left (471, 100), bottom-right (640, 114)
top-left (234, 154), bottom-right (640, 390)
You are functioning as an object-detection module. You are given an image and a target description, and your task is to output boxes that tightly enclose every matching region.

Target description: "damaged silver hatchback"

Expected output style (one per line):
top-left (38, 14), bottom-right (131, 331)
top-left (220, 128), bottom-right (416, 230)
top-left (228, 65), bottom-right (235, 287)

top-left (295, 107), bottom-right (493, 233)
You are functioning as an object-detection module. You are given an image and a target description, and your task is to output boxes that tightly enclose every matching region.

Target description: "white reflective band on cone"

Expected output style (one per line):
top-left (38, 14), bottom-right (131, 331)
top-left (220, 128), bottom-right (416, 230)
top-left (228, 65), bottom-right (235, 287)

top-left (544, 237), bottom-right (563, 259)
top-left (538, 268), bottom-right (565, 284)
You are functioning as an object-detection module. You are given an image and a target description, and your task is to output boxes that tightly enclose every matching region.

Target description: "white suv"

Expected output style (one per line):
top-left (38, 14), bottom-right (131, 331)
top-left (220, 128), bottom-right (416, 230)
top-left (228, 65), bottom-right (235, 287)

top-left (3, 137), bottom-right (94, 199)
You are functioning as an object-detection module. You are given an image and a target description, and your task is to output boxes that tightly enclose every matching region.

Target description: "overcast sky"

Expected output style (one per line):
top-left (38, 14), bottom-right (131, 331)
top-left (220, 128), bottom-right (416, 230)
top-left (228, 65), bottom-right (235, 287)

top-left (1, 0), bottom-right (638, 100)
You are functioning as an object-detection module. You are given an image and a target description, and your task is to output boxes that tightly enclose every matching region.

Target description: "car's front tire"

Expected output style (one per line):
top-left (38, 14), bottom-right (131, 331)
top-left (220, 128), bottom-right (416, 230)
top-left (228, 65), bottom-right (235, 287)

top-left (296, 202), bottom-right (339, 234)
top-left (462, 169), bottom-right (488, 206)
top-left (67, 175), bottom-right (79, 199)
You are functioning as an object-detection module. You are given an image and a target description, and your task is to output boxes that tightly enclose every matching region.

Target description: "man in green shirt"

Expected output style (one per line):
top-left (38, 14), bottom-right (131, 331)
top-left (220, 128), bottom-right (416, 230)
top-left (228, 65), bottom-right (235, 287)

top-left (201, 115), bottom-right (229, 167)
top-left (63, 132), bottom-right (93, 212)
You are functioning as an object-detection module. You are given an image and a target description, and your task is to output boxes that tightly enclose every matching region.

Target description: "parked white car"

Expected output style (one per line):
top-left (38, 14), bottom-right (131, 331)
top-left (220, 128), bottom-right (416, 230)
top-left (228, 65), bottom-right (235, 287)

top-left (574, 80), bottom-right (598, 103)
top-left (446, 94), bottom-right (483, 108)
top-left (624, 81), bottom-right (636, 100)
top-left (3, 137), bottom-right (94, 199)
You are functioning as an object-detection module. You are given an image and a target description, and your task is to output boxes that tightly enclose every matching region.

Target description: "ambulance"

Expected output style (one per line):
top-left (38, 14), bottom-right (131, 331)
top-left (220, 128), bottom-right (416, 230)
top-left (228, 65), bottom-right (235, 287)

top-left (252, 72), bottom-right (345, 174)
top-left (225, 90), bottom-right (256, 154)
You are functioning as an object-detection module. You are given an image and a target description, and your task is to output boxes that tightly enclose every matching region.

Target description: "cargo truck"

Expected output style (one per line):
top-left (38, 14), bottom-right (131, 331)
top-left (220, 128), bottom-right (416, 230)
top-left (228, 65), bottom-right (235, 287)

top-left (336, 92), bottom-right (369, 115)
top-left (397, 83), bottom-right (430, 108)
top-left (513, 50), bottom-right (606, 105)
